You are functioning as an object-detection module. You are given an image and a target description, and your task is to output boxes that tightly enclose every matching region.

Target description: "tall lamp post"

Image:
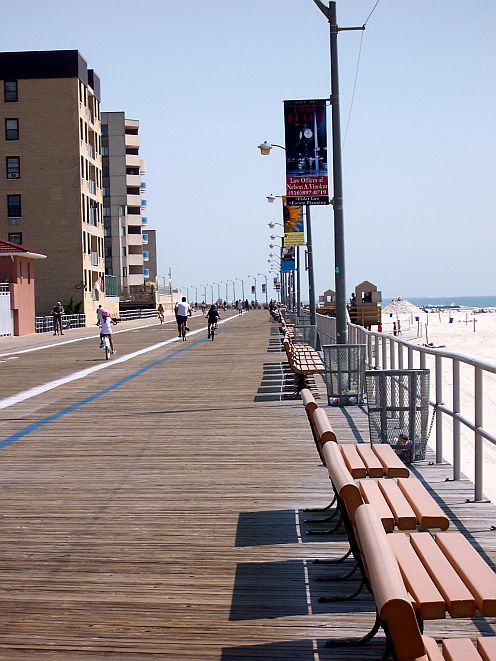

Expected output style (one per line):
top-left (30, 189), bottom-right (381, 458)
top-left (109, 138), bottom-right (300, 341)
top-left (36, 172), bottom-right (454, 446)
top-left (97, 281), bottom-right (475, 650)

top-left (258, 273), bottom-right (269, 306)
top-left (201, 284), bottom-right (207, 303)
top-left (208, 283), bottom-right (214, 304)
top-left (259, 143), bottom-right (316, 326)
top-left (227, 279), bottom-right (236, 302)
top-left (236, 277), bottom-right (245, 301)
top-left (248, 275), bottom-right (257, 303)
top-left (213, 282), bottom-right (221, 302)
top-left (192, 285), bottom-right (198, 303)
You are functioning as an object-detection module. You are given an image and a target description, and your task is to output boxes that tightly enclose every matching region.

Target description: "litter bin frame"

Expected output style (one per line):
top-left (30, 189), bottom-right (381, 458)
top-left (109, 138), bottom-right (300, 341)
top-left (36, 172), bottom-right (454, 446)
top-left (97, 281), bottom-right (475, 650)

top-left (365, 368), bottom-right (430, 462)
top-left (323, 344), bottom-right (366, 406)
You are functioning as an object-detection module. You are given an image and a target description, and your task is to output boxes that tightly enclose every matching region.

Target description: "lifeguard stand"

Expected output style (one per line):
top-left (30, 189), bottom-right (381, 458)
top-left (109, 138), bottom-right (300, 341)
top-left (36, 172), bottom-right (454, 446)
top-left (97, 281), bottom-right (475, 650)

top-left (318, 288), bottom-right (336, 316)
top-left (349, 280), bottom-right (382, 328)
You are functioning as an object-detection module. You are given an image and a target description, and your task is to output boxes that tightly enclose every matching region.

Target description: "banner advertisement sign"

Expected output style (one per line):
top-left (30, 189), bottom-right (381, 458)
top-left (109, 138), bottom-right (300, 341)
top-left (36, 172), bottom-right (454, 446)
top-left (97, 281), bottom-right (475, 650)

top-left (283, 203), bottom-right (305, 246)
top-left (284, 99), bottom-right (329, 206)
top-left (281, 245), bottom-right (295, 272)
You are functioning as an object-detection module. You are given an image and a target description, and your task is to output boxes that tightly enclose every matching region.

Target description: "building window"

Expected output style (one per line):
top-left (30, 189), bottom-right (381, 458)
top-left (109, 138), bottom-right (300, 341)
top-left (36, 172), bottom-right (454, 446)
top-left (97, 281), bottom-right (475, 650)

top-left (7, 194), bottom-right (21, 218)
top-left (102, 124), bottom-right (108, 137)
top-left (5, 118), bottom-right (19, 141)
top-left (123, 267), bottom-right (127, 277)
top-left (101, 146), bottom-right (109, 156)
top-left (4, 81), bottom-right (18, 102)
top-left (142, 233), bottom-right (148, 243)
top-left (122, 247), bottom-right (127, 257)
top-left (6, 156), bottom-right (20, 179)
top-left (8, 232), bottom-right (22, 245)
top-left (143, 268), bottom-right (150, 278)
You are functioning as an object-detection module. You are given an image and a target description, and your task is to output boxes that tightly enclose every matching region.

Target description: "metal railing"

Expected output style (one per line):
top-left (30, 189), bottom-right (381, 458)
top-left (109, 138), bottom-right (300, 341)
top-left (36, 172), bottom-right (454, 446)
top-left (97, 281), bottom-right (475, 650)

top-left (118, 308), bottom-right (158, 321)
top-left (316, 313), bottom-right (496, 502)
top-left (35, 314), bottom-right (86, 333)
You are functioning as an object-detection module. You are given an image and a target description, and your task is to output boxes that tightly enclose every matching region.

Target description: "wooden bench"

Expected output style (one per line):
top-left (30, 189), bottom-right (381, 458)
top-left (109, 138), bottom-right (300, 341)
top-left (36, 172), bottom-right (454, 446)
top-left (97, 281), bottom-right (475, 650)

top-left (354, 504), bottom-right (496, 660)
top-left (322, 441), bottom-right (448, 532)
top-left (300, 388), bottom-right (410, 478)
top-left (282, 335), bottom-right (325, 393)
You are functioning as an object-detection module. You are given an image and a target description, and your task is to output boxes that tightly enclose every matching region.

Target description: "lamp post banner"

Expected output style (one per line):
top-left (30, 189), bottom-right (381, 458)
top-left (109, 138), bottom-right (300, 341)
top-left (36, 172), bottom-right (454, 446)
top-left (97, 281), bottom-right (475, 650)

top-left (284, 99), bottom-right (329, 205)
top-left (281, 245), bottom-right (295, 272)
top-left (283, 203), bottom-right (305, 246)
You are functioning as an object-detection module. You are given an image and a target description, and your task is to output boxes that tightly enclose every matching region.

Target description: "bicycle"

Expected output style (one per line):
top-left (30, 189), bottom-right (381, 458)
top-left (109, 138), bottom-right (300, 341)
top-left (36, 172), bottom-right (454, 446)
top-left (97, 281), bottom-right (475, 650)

top-left (179, 320), bottom-right (187, 341)
top-left (209, 322), bottom-right (217, 341)
top-left (101, 335), bottom-right (112, 360)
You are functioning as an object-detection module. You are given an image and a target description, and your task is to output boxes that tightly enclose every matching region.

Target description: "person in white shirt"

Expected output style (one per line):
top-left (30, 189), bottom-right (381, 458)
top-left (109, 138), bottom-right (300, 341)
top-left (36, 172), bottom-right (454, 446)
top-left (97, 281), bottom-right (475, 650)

top-left (99, 311), bottom-right (117, 354)
top-left (175, 297), bottom-right (191, 338)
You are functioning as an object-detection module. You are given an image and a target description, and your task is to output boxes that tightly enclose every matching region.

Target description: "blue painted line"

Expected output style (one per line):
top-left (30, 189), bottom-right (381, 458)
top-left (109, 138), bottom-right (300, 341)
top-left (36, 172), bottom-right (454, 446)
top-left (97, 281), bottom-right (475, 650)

top-left (0, 335), bottom-right (205, 450)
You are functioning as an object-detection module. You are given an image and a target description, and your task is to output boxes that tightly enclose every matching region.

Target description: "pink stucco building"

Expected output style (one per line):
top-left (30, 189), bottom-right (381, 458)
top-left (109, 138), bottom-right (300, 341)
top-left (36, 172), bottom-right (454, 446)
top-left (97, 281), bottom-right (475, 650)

top-left (0, 240), bottom-right (46, 336)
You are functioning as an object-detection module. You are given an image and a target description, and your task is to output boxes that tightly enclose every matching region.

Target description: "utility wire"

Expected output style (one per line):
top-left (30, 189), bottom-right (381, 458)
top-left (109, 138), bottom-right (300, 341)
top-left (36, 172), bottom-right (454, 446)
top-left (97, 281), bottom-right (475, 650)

top-left (341, 0), bottom-right (382, 151)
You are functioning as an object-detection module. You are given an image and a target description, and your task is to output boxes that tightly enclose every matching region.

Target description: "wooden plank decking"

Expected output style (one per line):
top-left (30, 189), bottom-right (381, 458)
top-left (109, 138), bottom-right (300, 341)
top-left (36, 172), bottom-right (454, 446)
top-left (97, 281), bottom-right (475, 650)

top-left (0, 310), bottom-right (495, 659)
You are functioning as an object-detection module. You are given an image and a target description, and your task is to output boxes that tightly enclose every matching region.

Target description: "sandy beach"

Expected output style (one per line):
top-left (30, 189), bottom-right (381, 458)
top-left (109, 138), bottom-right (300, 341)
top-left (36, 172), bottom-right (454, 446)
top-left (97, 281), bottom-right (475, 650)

top-left (381, 301), bottom-right (496, 502)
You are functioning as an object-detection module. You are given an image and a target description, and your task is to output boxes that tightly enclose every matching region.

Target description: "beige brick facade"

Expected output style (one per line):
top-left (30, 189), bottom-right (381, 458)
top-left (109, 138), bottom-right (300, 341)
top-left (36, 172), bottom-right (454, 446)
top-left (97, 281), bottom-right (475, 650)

top-left (0, 52), bottom-right (107, 318)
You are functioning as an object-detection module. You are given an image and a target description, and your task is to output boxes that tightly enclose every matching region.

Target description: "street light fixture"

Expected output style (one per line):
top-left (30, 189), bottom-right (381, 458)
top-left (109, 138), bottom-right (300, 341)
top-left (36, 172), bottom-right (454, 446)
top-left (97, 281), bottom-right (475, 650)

top-left (258, 273), bottom-right (269, 306)
top-left (259, 141), bottom-right (317, 328)
top-left (208, 283), bottom-right (214, 304)
top-left (236, 277), bottom-right (245, 301)
top-left (247, 274), bottom-right (257, 302)
top-left (227, 279), bottom-right (236, 302)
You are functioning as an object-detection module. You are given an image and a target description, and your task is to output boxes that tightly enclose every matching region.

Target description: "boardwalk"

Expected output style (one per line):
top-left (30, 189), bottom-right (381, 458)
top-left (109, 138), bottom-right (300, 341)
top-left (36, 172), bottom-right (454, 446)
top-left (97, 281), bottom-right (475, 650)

top-left (0, 310), bottom-right (495, 660)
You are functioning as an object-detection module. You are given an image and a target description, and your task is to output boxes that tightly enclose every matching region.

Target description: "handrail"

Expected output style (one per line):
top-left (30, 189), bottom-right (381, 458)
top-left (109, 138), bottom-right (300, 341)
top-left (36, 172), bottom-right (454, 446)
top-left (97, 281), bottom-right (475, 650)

top-left (316, 312), bottom-right (496, 502)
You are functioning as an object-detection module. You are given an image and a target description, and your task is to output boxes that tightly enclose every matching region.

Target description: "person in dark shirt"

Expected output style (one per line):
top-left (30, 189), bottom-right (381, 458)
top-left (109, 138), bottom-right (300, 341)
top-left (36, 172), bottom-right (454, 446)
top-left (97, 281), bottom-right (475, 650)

top-left (205, 305), bottom-right (220, 338)
top-left (51, 301), bottom-right (65, 336)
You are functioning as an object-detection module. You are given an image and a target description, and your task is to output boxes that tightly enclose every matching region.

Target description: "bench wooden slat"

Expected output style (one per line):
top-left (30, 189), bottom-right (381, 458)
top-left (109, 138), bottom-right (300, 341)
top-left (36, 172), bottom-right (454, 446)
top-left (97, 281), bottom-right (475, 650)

top-left (410, 532), bottom-right (476, 618)
top-left (358, 480), bottom-right (395, 532)
top-left (477, 637), bottom-right (496, 661)
top-left (378, 479), bottom-right (417, 530)
top-left (323, 442), bottom-right (363, 524)
top-left (356, 444), bottom-right (384, 477)
top-left (436, 532), bottom-right (496, 616)
top-left (355, 505), bottom-right (426, 661)
top-left (397, 478), bottom-right (449, 531)
top-left (340, 445), bottom-right (367, 478)
top-left (371, 443), bottom-right (410, 478)
top-left (388, 533), bottom-right (446, 620)
top-left (442, 638), bottom-right (483, 661)
top-left (421, 636), bottom-right (445, 661)
top-left (300, 389), bottom-right (318, 412)
top-left (312, 408), bottom-right (337, 444)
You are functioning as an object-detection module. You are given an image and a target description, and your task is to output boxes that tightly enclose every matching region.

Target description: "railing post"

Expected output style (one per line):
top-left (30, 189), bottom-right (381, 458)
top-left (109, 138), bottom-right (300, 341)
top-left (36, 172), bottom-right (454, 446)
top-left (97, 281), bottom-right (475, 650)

top-left (389, 338), bottom-right (395, 369)
top-left (474, 366), bottom-right (483, 502)
top-left (381, 336), bottom-right (387, 369)
top-left (435, 354), bottom-right (443, 463)
top-left (452, 359), bottom-right (461, 481)
top-left (398, 343), bottom-right (404, 370)
top-left (408, 347), bottom-right (414, 369)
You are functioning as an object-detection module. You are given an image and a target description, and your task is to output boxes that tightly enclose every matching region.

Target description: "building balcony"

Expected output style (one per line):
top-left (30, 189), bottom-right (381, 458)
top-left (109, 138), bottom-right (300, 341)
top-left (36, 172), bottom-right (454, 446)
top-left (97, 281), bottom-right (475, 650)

top-left (127, 234), bottom-right (143, 246)
top-left (128, 272), bottom-right (144, 287)
top-left (125, 134), bottom-right (140, 149)
top-left (127, 253), bottom-right (143, 267)
top-left (125, 154), bottom-right (141, 168)
top-left (126, 214), bottom-right (142, 227)
top-left (126, 194), bottom-right (141, 207)
top-left (126, 174), bottom-right (141, 187)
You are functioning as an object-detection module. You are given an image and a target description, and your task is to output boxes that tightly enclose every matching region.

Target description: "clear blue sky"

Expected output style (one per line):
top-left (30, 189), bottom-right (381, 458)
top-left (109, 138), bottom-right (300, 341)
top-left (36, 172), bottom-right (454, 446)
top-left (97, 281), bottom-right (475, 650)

top-left (2, 1), bottom-right (495, 300)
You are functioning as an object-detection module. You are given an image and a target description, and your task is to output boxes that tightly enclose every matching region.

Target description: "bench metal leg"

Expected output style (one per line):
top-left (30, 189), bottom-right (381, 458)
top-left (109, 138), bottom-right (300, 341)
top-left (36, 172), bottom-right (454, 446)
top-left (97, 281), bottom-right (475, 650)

top-left (303, 492), bottom-right (336, 512)
top-left (305, 511), bottom-right (343, 535)
top-left (315, 560), bottom-right (358, 582)
top-left (313, 547), bottom-right (353, 565)
top-left (304, 506), bottom-right (339, 524)
top-left (324, 610), bottom-right (381, 647)
top-left (318, 577), bottom-right (365, 603)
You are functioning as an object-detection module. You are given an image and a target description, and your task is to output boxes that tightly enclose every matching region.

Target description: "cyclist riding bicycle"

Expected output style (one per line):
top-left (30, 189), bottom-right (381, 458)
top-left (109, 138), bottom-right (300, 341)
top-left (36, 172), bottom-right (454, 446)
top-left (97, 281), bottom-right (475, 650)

top-left (99, 311), bottom-right (117, 354)
top-left (206, 304), bottom-right (221, 339)
top-left (175, 297), bottom-right (191, 338)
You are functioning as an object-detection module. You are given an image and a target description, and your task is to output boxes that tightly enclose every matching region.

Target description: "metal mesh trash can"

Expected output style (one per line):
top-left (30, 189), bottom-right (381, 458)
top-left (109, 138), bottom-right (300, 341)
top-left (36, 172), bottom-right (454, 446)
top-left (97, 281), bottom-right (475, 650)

top-left (365, 369), bottom-right (430, 462)
top-left (323, 344), bottom-right (366, 406)
top-left (293, 324), bottom-right (318, 349)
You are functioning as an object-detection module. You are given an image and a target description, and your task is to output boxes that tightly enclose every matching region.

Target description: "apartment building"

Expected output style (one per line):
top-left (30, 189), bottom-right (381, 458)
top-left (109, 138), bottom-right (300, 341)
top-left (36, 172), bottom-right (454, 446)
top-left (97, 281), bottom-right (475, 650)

top-left (102, 112), bottom-right (151, 298)
top-left (0, 50), bottom-right (108, 317)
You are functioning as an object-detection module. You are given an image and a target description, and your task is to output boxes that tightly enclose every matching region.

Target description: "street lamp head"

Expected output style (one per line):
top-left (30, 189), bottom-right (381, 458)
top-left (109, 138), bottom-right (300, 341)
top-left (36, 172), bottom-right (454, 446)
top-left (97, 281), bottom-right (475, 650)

top-left (268, 222), bottom-right (275, 229)
top-left (267, 195), bottom-right (276, 204)
top-left (258, 141), bottom-right (272, 156)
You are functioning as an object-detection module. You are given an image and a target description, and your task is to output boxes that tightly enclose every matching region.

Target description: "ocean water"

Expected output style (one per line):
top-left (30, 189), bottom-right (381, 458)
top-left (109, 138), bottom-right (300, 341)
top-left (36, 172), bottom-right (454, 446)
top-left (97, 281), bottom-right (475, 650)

top-left (384, 295), bottom-right (496, 309)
